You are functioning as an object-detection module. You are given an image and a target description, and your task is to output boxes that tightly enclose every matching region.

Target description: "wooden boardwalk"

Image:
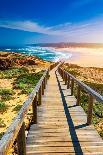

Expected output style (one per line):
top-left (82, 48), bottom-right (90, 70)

top-left (26, 66), bottom-right (103, 155)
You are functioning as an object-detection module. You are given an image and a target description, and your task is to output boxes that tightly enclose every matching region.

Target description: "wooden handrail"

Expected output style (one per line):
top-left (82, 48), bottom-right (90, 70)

top-left (0, 62), bottom-right (58, 155)
top-left (58, 67), bottom-right (103, 125)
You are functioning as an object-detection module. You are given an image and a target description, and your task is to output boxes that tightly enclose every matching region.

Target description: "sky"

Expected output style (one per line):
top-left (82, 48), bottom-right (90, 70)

top-left (0, 0), bottom-right (103, 45)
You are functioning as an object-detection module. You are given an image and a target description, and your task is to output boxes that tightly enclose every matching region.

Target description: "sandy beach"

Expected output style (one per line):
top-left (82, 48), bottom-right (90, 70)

top-left (55, 47), bottom-right (103, 67)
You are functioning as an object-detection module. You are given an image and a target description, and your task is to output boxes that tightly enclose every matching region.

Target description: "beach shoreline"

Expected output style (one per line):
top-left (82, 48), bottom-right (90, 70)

top-left (53, 47), bottom-right (103, 67)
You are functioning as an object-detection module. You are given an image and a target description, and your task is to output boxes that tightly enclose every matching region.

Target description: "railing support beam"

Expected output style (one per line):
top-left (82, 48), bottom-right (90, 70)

top-left (17, 122), bottom-right (26, 155)
top-left (38, 86), bottom-right (42, 105)
top-left (67, 76), bottom-right (70, 89)
top-left (71, 79), bottom-right (74, 96)
top-left (87, 94), bottom-right (94, 125)
top-left (76, 85), bottom-right (81, 106)
top-left (32, 93), bottom-right (37, 124)
top-left (42, 81), bottom-right (44, 95)
top-left (65, 73), bottom-right (67, 85)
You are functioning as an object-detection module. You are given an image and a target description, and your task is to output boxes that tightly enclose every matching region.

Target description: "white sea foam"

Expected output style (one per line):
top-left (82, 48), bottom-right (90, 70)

top-left (3, 46), bottom-right (72, 62)
top-left (5, 49), bottom-right (11, 51)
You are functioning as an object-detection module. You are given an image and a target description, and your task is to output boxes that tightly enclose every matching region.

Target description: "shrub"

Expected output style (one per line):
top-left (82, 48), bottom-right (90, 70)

top-left (0, 67), bottom-right (29, 79)
top-left (0, 88), bottom-right (14, 95)
top-left (0, 118), bottom-right (6, 127)
top-left (0, 101), bottom-right (8, 113)
top-left (13, 105), bottom-right (22, 112)
top-left (14, 71), bottom-right (43, 94)
top-left (0, 132), bottom-right (4, 140)
top-left (0, 88), bottom-right (15, 101)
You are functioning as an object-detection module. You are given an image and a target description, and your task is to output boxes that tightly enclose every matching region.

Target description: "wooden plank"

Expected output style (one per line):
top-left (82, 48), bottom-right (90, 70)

top-left (26, 66), bottom-right (103, 155)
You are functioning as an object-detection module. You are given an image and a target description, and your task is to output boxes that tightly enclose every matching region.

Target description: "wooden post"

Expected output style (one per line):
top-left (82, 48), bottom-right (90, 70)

top-left (47, 70), bottom-right (49, 79)
top-left (65, 73), bottom-right (67, 85)
top-left (87, 94), bottom-right (94, 125)
top-left (62, 70), bottom-right (64, 81)
top-left (42, 81), bottom-right (44, 95)
top-left (17, 122), bottom-right (26, 155)
top-left (32, 93), bottom-right (37, 124)
top-left (76, 85), bottom-right (81, 105)
top-left (44, 77), bottom-right (46, 89)
top-left (38, 86), bottom-right (42, 105)
top-left (60, 69), bottom-right (61, 75)
top-left (67, 76), bottom-right (70, 89)
top-left (64, 72), bottom-right (66, 83)
top-left (64, 71), bottom-right (66, 81)
top-left (45, 75), bottom-right (47, 85)
top-left (58, 68), bottom-right (60, 74)
top-left (62, 70), bottom-right (64, 79)
top-left (61, 69), bottom-right (63, 78)
top-left (71, 79), bottom-right (74, 96)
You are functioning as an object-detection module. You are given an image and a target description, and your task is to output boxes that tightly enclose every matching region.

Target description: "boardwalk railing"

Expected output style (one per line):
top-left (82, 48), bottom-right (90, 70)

top-left (58, 66), bottom-right (103, 125)
top-left (0, 62), bottom-right (58, 155)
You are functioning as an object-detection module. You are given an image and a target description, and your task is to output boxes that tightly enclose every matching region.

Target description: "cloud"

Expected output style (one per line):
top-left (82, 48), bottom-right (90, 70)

top-left (0, 20), bottom-right (65, 35)
top-left (0, 17), bottom-right (103, 42)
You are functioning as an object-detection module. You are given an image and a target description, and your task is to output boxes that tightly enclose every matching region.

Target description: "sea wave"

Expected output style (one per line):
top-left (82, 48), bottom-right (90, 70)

top-left (0, 46), bottom-right (72, 62)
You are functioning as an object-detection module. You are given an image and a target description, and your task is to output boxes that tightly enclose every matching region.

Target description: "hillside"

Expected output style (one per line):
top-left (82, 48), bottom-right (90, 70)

top-left (0, 52), bottom-right (52, 139)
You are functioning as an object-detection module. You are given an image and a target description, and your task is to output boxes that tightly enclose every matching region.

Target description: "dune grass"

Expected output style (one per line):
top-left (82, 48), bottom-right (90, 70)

top-left (0, 88), bottom-right (15, 101)
top-left (0, 67), bottom-right (29, 79)
top-left (13, 105), bottom-right (22, 112)
top-left (0, 101), bottom-right (8, 113)
top-left (14, 71), bottom-right (43, 94)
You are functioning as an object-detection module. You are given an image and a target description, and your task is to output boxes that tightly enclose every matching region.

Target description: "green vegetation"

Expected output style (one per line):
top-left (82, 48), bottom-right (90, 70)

top-left (0, 88), bottom-right (15, 101)
top-left (64, 64), bottom-right (80, 77)
top-left (14, 71), bottom-right (43, 94)
top-left (0, 101), bottom-right (8, 113)
top-left (0, 118), bottom-right (6, 127)
top-left (0, 67), bottom-right (29, 79)
top-left (0, 132), bottom-right (4, 140)
top-left (66, 69), bottom-right (80, 77)
top-left (13, 105), bottom-right (22, 112)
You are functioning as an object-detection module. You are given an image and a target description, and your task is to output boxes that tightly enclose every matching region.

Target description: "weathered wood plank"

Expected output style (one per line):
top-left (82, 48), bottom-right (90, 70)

top-left (26, 67), bottom-right (103, 155)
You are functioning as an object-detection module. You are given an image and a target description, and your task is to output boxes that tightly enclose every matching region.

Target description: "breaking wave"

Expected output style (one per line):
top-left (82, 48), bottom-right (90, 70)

top-left (0, 46), bottom-right (72, 62)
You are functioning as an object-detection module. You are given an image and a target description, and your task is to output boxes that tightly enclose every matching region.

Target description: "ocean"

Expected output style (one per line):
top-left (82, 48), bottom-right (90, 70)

top-left (0, 45), bottom-right (72, 62)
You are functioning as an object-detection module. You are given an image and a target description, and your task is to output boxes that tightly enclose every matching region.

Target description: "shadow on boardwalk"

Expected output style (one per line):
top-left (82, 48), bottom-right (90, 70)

top-left (56, 70), bottom-right (88, 155)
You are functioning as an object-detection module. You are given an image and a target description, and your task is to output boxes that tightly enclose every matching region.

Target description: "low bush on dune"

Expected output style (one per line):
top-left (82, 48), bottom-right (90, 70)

top-left (0, 132), bottom-right (4, 140)
top-left (13, 105), bottom-right (22, 112)
top-left (65, 69), bottom-right (80, 77)
top-left (0, 88), bottom-right (15, 101)
top-left (0, 118), bottom-right (6, 127)
top-left (0, 101), bottom-right (8, 113)
top-left (14, 71), bottom-right (43, 94)
top-left (0, 67), bottom-right (29, 79)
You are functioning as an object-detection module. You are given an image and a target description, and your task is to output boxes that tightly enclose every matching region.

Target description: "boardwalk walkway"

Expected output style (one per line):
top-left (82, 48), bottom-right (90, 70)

top-left (26, 66), bottom-right (103, 155)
